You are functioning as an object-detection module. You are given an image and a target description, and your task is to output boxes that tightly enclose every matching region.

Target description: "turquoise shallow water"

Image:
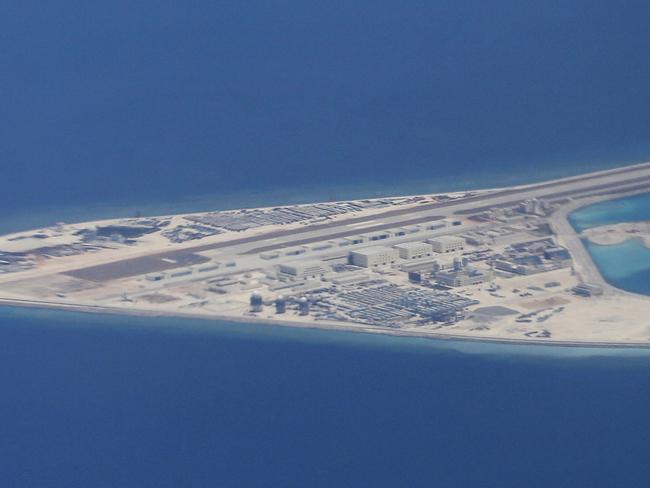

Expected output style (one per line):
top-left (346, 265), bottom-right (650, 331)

top-left (582, 239), bottom-right (650, 295)
top-left (570, 192), bottom-right (650, 295)
top-left (569, 192), bottom-right (650, 232)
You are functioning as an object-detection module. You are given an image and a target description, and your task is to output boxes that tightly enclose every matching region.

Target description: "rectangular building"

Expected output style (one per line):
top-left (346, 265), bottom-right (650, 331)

top-left (393, 242), bottom-right (434, 260)
top-left (361, 231), bottom-right (393, 242)
top-left (394, 226), bottom-right (421, 236)
top-left (279, 261), bottom-right (330, 278)
top-left (544, 246), bottom-right (571, 261)
top-left (573, 283), bottom-right (603, 297)
top-left (428, 235), bottom-right (465, 253)
top-left (349, 247), bottom-right (399, 268)
top-left (435, 268), bottom-right (494, 287)
top-left (341, 235), bottom-right (366, 246)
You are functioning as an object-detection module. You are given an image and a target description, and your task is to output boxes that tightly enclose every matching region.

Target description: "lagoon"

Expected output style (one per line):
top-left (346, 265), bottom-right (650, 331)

top-left (583, 239), bottom-right (650, 295)
top-left (569, 192), bottom-right (650, 232)
top-left (571, 193), bottom-right (650, 295)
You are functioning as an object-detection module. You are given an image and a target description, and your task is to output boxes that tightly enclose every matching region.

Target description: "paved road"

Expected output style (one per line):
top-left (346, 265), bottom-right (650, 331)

top-left (455, 174), bottom-right (650, 215)
top-left (549, 203), bottom-right (632, 297)
top-left (551, 210), bottom-right (604, 284)
top-left (64, 163), bottom-right (650, 282)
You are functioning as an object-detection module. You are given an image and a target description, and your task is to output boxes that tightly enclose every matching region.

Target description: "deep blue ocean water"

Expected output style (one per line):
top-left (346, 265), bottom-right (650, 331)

top-left (3, 0), bottom-right (650, 233)
top-left (1, 308), bottom-right (650, 488)
top-left (3, 1), bottom-right (650, 486)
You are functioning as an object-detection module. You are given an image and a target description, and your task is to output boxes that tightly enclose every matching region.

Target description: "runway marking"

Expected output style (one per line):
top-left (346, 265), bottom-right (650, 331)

top-left (346, 220), bottom-right (378, 228)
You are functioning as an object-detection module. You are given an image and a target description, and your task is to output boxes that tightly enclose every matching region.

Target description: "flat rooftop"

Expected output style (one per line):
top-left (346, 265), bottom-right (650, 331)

top-left (351, 246), bottom-right (397, 254)
top-left (428, 235), bottom-right (464, 243)
top-left (394, 242), bottom-right (431, 250)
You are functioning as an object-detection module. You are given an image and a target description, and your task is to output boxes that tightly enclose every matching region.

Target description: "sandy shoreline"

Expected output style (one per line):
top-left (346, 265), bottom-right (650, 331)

top-left (3, 161), bottom-right (650, 350)
top-left (4, 159), bottom-right (649, 237)
top-left (2, 296), bottom-right (649, 350)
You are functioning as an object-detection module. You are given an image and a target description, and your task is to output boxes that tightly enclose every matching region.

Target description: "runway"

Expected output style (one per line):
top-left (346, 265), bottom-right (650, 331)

top-left (63, 162), bottom-right (650, 282)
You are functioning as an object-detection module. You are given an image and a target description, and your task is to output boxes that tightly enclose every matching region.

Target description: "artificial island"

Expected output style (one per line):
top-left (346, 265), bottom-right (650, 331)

top-left (2, 162), bottom-right (650, 347)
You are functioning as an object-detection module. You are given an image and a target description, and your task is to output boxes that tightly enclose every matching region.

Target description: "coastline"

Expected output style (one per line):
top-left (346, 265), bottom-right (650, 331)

top-left (3, 161), bottom-right (650, 349)
top-left (2, 296), bottom-right (649, 351)
top-left (3, 158), bottom-right (649, 237)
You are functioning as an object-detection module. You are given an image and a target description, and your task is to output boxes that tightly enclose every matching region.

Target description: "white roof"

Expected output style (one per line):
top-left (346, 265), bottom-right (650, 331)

top-left (351, 246), bottom-right (397, 255)
top-left (393, 241), bottom-right (432, 250)
top-left (280, 259), bottom-right (326, 269)
top-left (429, 235), bottom-right (464, 243)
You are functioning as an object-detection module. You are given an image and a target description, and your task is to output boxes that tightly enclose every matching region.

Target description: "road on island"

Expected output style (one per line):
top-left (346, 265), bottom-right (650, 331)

top-left (63, 162), bottom-right (650, 282)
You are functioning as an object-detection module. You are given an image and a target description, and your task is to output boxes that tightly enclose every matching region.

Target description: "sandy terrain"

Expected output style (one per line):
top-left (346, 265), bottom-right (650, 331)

top-left (583, 221), bottom-right (650, 247)
top-left (2, 162), bottom-right (650, 348)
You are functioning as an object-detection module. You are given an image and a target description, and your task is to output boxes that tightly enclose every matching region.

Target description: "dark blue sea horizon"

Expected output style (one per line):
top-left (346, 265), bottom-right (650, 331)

top-left (3, 0), bottom-right (650, 234)
top-left (3, 1), bottom-right (650, 486)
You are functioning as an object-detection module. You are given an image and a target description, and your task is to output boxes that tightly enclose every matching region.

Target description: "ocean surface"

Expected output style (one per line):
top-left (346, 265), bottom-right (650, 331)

top-left (3, 1), bottom-right (650, 486)
top-left (570, 193), bottom-right (650, 295)
top-left (3, 0), bottom-right (650, 234)
top-left (1, 308), bottom-right (650, 488)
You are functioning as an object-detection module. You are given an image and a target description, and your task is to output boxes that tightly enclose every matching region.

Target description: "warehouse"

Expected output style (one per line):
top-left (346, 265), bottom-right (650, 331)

top-left (573, 283), bottom-right (603, 297)
top-left (428, 235), bottom-right (465, 253)
top-left (393, 242), bottom-right (433, 260)
top-left (393, 226), bottom-right (421, 236)
top-left (361, 231), bottom-right (393, 242)
top-left (349, 247), bottom-right (399, 267)
top-left (279, 261), bottom-right (330, 278)
top-left (435, 267), bottom-right (494, 287)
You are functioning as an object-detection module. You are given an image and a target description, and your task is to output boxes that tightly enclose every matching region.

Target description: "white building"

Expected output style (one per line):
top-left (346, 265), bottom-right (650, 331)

top-left (435, 267), bottom-right (494, 287)
top-left (349, 247), bottom-right (399, 268)
top-left (145, 272), bottom-right (165, 281)
top-left (428, 235), bottom-right (465, 253)
top-left (279, 261), bottom-right (329, 278)
top-left (393, 242), bottom-right (433, 260)
top-left (341, 235), bottom-right (366, 246)
top-left (360, 230), bottom-right (392, 242)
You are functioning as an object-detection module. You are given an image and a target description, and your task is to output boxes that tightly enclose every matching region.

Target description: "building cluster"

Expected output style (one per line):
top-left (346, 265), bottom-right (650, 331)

top-left (315, 283), bottom-right (478, 326)
top-left (0, 251), bottom-right (32, 274)
top-left (162, 223), bottom-right (224, 243)
top-left (338, 231), bottom-right (496, 291)
top-left (256, 220), bottom-right (454, 265)
top-left (433, 257), bottom-right (494, 287)
top-left (0, 219), bottom-right (172, 265)
top-left (345, 232), bottom-right (464, 269)
top-left (182, 191), bottom-right (586, 330)
top-left (126, 193), bottom-right (589, 334)
top-left (491, 238), bottom-right (572, 276)
top-left (145, 261), bottom-right (232, 284)
top-left (181, 199), bottom-right (411, 234)
top-left (77, 220), bottom-right (168, 242)
top-left (467, 199), bottom-right (555, 224)
top-left (159, 197), bottom-right (461, 244)
top-left (461, 224), bottom-right (540, 247)
top-left (518, 198), bottom-right (552, 216)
